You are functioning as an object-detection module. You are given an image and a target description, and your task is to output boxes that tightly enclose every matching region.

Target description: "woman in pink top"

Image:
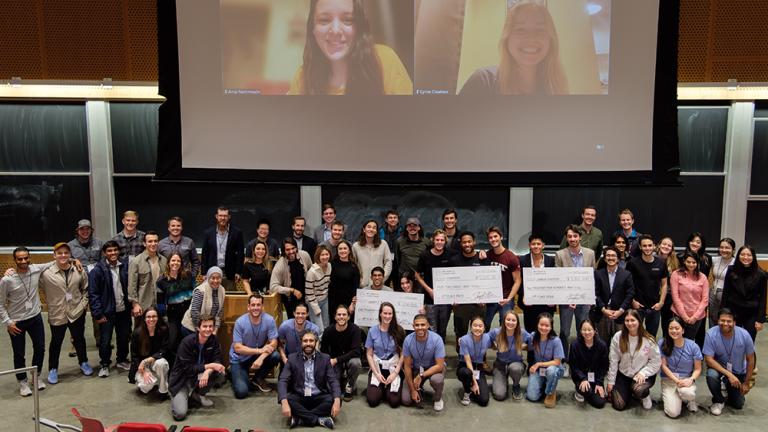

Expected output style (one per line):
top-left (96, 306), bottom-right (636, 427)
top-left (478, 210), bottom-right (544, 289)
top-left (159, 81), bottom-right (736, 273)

top-left (670, 252), bottom-right (708, 345)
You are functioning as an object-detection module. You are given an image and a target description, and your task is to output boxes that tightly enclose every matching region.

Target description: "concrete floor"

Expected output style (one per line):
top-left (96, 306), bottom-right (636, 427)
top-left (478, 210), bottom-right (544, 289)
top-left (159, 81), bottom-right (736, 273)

top-left (1, 316), bottom-right (766, 432)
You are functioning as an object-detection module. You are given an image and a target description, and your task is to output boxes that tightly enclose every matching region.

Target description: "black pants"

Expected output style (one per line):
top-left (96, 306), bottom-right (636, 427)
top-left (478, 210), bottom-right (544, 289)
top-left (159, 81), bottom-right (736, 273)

top-left (9, 313), bottom-right (46, 381)
top-left (730, 306), bottom-right (759, 341)
top-left (574, 382), bottom-right (606, 409)
top-left (287, 393), bottom-right (334, 425)
top-left (98, 310), bottom-right (131, 367)
top-left (49, 313), bottom-right (88, 370)
top-left (457, 363), bottom-right (490, 406)
top-left (611, 372), bottom-right (656, 411)
top-left (167, 300), bottom-right (191, 351)
top-left (366, 369), bottom-right (401, 408)
top-left (452, 305), bottom-right (485, 344)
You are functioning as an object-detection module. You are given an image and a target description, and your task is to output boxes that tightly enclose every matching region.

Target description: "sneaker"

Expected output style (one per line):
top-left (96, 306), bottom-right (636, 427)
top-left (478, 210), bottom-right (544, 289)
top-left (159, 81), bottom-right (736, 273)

top-left (47, 369), bottom-right (58, 385)
top-left (115, 361), bottom-right (131, 372)
top-left (289, 417), bottom-right (301, 429)
top-left (37, 380), bottom-right (46, 391)
top-left (80, 362), bottom-right (93, 376)
top-left (642, 395), bottom-right (652, 410)
top-left (433, 398), bottom-right (444, 412)
top-left (511, 385), bottom-right (523, 401)
top-left (195, 394), bottom-right (214, 407)
top-left (19, 381), bottom-right (32, 397)
top-left (342, 391), bottom-right (353, 402)
top-left (68, 346), bottom-right (77, 358)
top-left (461, 392), bottom-right (471, 406)
top-left (710, 402), bottom-right (724, 416)
top-left (318, 417), bottom-right (335, 429)
top-left (98, 366), bottom-right (110, 378)
top-left (253, 377), bottom-right (272, 393)
top-left (562, 364), bottom-right (570, 378)
top-left (544, 393), bottom-right (557, 408)
top-left (574, 392), bottom-right (585, 403)
top-left (688, 400), bottom-right (698, 412)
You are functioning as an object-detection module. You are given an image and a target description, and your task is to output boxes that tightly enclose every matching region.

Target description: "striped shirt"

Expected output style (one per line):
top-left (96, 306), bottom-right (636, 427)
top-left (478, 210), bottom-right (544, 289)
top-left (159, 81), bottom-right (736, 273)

top-left (305, 263), bottom-right (332, 304)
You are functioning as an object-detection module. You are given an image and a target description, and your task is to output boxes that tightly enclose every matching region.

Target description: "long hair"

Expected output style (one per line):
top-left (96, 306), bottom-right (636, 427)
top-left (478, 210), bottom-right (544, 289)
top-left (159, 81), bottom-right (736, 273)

top-left (136, 306), bottom-right (169, 357)
top-left (334, 239), bottom-right (359, 266)
top-left (246, 240), bottom-right (274, 272)
top-left (357, 219), bottom-right (382, 247)
top-left (656, 237), bottom-right (680, 272)
top-left (497, 1), bottom-right (568, 95)
top-left (661, 316), bottom-right (685, 357)
top-left (619, 309), bottom-right (654, 353)
top-left (378, 301), bottom-right (405, 349)
top-left (576, 318), bottom-right (599, 345)
top-left (531, 312), bottom-right (558, 354)
top-left (677, 251), bottom-right (701, 278)
top-left (163, 252), bottom-right (191, 280)
top-left (301, 0), bottom-right (383, 95)
top-left (496, 310), bottom-right (523, 355)
top-left (685, 232), bottom-right (711, 269)
top-left (733, 245), bottom-right (759, 276)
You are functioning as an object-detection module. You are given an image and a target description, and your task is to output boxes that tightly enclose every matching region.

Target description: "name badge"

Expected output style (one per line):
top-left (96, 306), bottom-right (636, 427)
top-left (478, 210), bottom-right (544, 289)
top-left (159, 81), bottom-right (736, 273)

top-left (65, 293), bottom-right (73, 302)
top-left (727, 362), bottom-right (733, 373)
top-left (419, 366), bottom-right (425, 375)
top-left (473, 370), bottom-right (481, 380)
top-left (24, 300), bottom-right (33, 310)
top-left (304, 387), bottom-right (312, 397)
top-left (587, 372), bottom-right (595, 383)
top-left (539, 368), bottom-right (547, 377)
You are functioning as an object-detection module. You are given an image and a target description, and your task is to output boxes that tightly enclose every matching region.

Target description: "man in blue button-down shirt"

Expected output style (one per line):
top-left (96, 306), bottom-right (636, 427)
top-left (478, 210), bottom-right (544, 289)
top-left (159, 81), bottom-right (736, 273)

top-left (278, 331), bottom-right (341, 429)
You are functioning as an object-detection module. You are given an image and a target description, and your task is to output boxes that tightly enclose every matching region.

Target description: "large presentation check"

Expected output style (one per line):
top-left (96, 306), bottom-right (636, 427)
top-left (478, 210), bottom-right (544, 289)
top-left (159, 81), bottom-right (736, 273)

top-left (522, 267), bottom-right (595, 305)
top-left (354, 289), bottom-right (424, 331)
top-left (432, 266), bottom-right (502, 305)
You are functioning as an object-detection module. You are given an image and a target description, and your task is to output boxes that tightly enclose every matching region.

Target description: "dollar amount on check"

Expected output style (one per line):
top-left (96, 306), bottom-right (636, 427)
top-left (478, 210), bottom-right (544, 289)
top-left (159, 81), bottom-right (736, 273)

top-left (432, 266), bottom-right (503, 305)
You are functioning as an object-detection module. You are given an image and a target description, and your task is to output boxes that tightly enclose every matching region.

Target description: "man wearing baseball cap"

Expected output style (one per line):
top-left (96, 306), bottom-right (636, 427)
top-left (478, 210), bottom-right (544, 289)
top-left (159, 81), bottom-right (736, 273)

top-left (67, 219), bottom-right (104, 269)
top-left (38, 242), bottom-right (92, 384)
top-left (395, 217), bottom-right (431, 292)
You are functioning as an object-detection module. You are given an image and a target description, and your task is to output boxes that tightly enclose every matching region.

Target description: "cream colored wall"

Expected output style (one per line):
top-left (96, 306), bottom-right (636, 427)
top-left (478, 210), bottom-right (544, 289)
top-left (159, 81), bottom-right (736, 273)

top-left (457, 0), bottom-right (603, 94)
top-left (262, 1), bottom-right (308, 81)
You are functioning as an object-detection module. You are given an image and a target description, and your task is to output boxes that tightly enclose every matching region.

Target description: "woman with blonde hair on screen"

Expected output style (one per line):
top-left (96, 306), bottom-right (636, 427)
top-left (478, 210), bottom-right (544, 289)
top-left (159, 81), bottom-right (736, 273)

top-left (288, 0), bottom-right (412, 95)
top-left (460, 0), bottom-right (569, 95)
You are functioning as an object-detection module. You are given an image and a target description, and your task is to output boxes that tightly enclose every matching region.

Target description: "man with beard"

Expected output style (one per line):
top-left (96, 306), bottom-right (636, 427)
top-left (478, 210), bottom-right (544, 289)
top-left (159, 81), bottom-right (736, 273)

top-left (401, 314), bottom-right (446, 411)
top-left (321, 304), bottom-right (362, 401)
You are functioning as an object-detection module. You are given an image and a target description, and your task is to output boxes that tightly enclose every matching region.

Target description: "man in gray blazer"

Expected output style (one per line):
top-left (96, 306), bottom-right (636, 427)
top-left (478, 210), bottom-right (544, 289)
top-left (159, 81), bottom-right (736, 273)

top-left (555, 225), bottom-right (596, 372)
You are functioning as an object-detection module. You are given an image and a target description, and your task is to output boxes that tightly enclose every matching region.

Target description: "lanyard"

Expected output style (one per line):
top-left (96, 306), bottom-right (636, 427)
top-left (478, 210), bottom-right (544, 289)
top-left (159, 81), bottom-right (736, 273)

top-left (412, 337), bottom-right (428, 366)
top-left (718, 333), bottom-right (736, 365)
top-left (217, 231), bottom-right (228, 253)
top-left (379, 327), bottom-right (392, 356)
top-left (17, 272), bottom-right (34, 301)
top-left (539, 338), bottom-right (550, 360)
top-left (471, 336), bottom-right (484, 362)
top-left (669, 343), bottom-right (686, 373)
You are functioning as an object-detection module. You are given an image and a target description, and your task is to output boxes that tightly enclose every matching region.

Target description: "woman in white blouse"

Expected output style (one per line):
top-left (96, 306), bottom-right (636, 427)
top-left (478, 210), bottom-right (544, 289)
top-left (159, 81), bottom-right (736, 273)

top-left (708, 237), bottom-right (735, 328)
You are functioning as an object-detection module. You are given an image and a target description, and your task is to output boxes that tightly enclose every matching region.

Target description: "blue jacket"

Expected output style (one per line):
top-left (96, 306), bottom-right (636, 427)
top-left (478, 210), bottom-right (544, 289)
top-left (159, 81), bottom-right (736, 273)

top-left (88, 258), bottom-right (130, 319)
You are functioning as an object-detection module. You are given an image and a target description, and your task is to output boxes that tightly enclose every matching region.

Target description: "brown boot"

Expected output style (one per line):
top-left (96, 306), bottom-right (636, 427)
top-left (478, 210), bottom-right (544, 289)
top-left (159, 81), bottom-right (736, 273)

top-left (544, 392), bottom-right (557, 408)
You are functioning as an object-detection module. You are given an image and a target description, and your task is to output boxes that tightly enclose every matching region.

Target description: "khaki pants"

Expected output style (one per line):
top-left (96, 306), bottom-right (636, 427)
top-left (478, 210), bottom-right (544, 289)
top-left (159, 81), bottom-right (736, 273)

top-left (661, 377), bottom-right (697, 418)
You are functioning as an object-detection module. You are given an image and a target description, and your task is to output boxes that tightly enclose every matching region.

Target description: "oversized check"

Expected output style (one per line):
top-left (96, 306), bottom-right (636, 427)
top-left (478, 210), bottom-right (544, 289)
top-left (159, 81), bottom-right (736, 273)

top-left (354, 289), bottom-right (424, 331)
top-left (522, 267), bottom-right (595, 305)
top-left (432, 266), bottom-right (502, 305)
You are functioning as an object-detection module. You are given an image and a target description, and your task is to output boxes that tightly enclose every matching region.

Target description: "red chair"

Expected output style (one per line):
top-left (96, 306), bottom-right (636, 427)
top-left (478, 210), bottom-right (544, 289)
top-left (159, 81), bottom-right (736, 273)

top-left (71, 408), bottom-right (167, 432)
top-left (116, 424), bottom-right (168, 432)
top-left (179, 428), bottom-right (229, 432)
top-left (70, 408), bottom-right (114, 432)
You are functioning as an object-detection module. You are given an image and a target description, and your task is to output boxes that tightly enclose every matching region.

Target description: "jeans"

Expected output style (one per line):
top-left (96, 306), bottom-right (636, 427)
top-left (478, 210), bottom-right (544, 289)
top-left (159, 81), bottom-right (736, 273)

top-left (526, 365), bottom-right (564, 401)
top-left (9, 313), bottom-right (46, 381)
top-left (637, 308), bottom-right (662, 339)
top-left (49, 313), bottom-right (88, 370)
top-left (334, 358), bottom-right (362, 392)
top-left (558, 305), bottom-right (589, 360)
top-left (171, 372), bottom-right (226, 421)
top-left (309, 298), bottom-right (329, 336)
top-left (492, 360), bottom-right (525, 401)
top-left (457, 363), bottom-right (490, 406)
top-left (230, 351), bottom-right (280, 399)
top-left (426, 304), bottom-right (451, 342)
top-left (706, 368), bottom-right (745, 408)
top-left (485, 301), bottom-right (514, 329)
top-left (98, 310), bottom-right (131, 367)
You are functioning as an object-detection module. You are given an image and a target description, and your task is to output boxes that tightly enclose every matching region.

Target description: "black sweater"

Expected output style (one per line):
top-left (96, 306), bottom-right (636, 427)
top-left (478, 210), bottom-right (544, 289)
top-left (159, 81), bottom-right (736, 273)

top-left (568, 338), bottom-right (609, 387)
top-left (320, 323), bottom-right (362, 364)
top-left (168, 333), bottom-right (222, 396)
top-left (129, 326), bottom-right (171, 382)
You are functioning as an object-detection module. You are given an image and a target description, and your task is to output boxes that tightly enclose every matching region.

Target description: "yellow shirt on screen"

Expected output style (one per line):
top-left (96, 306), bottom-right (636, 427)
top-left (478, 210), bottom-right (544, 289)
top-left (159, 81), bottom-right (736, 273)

top-left (287, 44), bottom-right (413, 95)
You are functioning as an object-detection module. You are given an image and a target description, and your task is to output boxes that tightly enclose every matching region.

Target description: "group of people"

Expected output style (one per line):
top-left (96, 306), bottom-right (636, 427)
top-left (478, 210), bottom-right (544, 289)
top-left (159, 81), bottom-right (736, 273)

top-left (1, 204), bottom-right (765, 427)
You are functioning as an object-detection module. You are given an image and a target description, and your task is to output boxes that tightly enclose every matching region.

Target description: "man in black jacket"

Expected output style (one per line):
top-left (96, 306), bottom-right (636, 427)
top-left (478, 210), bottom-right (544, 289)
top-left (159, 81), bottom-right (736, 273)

top-left (169, 315), bottom-right (226, 421)
top-left (593, 246), bottom-right (635, 341)
top-left (201, 207), bottom-right (244, 291)
top-left (320, 304), bottom-right (362, 402)
top-left (279, 331), bottom-right (341, 429)
top-left (291, 216), bottom-right (317, 259)
top-left (88, 241), bottom-right (131, 378)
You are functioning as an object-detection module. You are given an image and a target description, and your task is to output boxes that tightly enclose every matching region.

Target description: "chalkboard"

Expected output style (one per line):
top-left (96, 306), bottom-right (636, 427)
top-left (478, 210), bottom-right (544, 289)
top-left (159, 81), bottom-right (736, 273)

top-left (533, 176), bottom-right (724, 250)
top-left (746, 202), bottom-right (768, 254)
top-left (110, 102), bottom-right (161, 174)
top-left (113, 178), bottom-right (301, 245)
top-left (0, 176), bottom-right (91, 246)
top-left (0, 103), bottom-right (88, 172)
top-left (677, 107), bottom-right (728, 172)
top-left (750, 120), bottom-right (768, 195)
top-left (322, 187), bottom-right (509, 249)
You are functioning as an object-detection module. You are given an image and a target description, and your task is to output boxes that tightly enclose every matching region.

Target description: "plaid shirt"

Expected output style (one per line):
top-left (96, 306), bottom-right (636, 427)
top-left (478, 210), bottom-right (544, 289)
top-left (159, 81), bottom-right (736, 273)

top-left (112, 230), bottom-right (146, 259)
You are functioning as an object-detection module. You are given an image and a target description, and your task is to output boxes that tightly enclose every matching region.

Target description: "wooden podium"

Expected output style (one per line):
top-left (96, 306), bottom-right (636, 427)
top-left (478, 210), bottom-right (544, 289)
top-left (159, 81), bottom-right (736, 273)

top-left (218, 292), bottom-right (283, 367)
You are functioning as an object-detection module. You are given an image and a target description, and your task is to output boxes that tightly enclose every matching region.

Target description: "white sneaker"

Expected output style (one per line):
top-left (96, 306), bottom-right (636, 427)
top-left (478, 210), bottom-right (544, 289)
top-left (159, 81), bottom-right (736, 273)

top-left (36, 380), bottom-right (46, 391)
top-left (461, 392), bottom-right (471, 406)
top-left (19, 381), bottom-right (32, 397)
top-left (642, 395), bottom-right (652, 410)
top-left (574, 392), bottom-right (585, 403)
top-left (192, 393), bottom-right (214, 407)
top-left (563, 364), bottom-right (570, 378)
top-left (688, 400), bottom-right (698, 412)
top-left (433, 399), bottom-right (444, 412)
top-left (98, 366), bottom-right (110, 378)
top-left (710, 402), bottom-right (724, 416)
